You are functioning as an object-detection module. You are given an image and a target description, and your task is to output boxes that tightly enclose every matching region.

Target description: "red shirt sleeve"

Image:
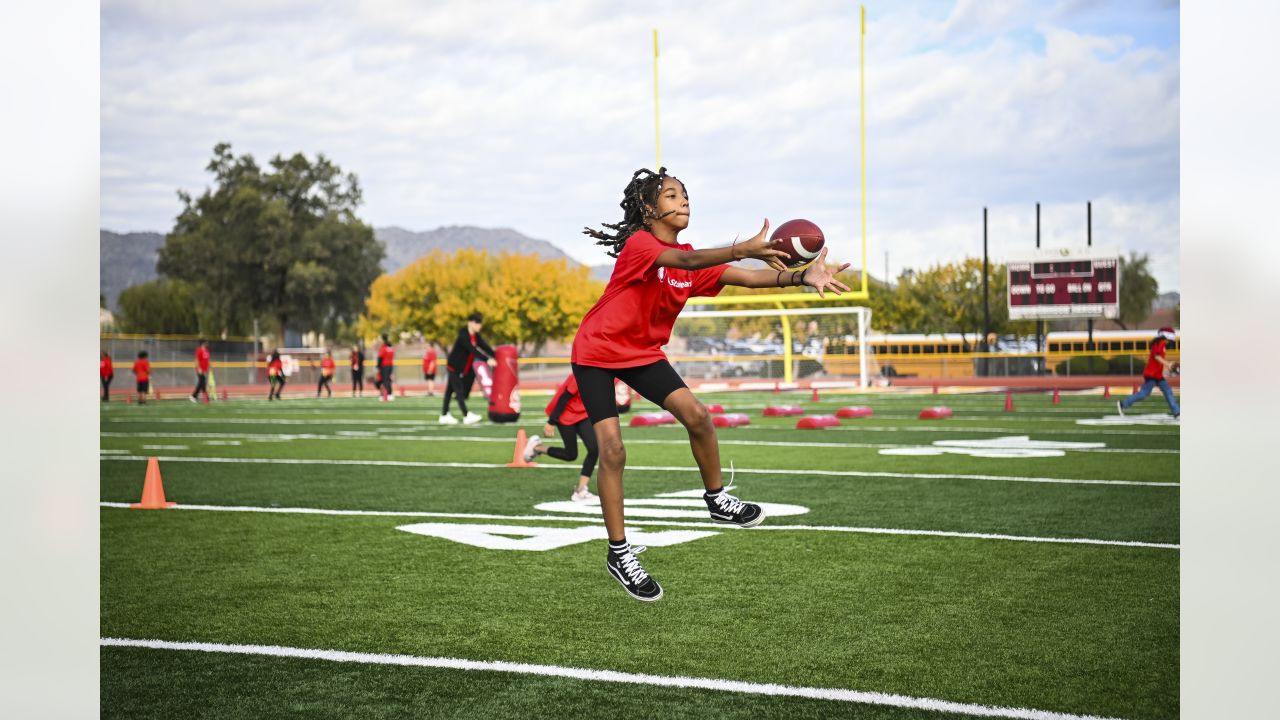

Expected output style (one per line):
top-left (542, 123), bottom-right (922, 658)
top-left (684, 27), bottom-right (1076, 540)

top-left (690, 264), bottom-right (729, 297)
top-left (610, 231), bottom-right (668, 285)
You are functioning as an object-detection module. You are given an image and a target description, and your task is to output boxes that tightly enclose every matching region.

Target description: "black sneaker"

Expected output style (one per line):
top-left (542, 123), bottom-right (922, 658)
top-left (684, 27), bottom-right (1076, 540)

top-left (606, 547), bottom-right (663, 602)
top-left (705, 488), bottom-right (766, 527)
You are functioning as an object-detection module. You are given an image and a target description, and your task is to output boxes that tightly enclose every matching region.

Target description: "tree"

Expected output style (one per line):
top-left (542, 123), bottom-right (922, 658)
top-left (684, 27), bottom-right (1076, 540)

top-left (359, 249), bottom-right (603, 354)
top-left (1117, 252), bottom-right (1160, 330)
top-left (116, 280), bottom-right (202, 334)
top-left (158, 143), bottom-right (384, 341)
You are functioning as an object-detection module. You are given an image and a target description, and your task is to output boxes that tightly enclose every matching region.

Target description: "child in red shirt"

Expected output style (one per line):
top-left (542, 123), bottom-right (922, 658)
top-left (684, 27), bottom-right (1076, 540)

top-left (100, 351), bottom-right (114, 402)
top-left (575, 167), bottom-right (851, 601)
top-left (422, 348), bottom-right (438, 396)
top-left (267, 349), bottom-right (285, 401)
top-left (131, 351), bottom-right (151, 405)
top-left (191, 339), bottom-right (211, 403)
top-left (1118, 327), bottom-right (1180, 419)
top-left (317, 350), bottom-right (336, 398)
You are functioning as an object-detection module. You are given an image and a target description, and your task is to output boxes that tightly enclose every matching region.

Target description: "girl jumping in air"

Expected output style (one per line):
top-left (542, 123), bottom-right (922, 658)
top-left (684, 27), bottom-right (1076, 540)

top-left (574, 167), bottom-right (850, 601)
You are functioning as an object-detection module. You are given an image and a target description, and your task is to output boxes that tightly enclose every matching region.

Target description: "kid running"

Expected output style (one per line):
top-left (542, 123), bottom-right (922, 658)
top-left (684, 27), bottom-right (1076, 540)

top-left (575, 167), bottom-right (850, 601)
top-left (522, 372), bottom-right (606, 503)
top-left (1117, 326), bottom-right (1180, 419)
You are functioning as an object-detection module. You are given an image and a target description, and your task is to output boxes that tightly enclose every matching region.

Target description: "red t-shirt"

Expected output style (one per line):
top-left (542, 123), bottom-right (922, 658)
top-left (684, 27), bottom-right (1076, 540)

top-left (268, 357), bottom-right (283, 377)
top-left (100, 357), bottom-right (113, 378)
top-left (423, 350), bottom-right (437, 374)
top-left (132, 359), bottom-right (150, 381)
top-left (1143, 339), bottom-right (1167, 380)
top-left (545, 375), bottom-right (588, 426)
top-left (379, 345), bottom-right (395, 368)
top-left (320, 357), bottom-right (336, 376)
top-left (572, 230), bottom-right (728, 367)
top-left (195, 346), bottom-right (211, 373)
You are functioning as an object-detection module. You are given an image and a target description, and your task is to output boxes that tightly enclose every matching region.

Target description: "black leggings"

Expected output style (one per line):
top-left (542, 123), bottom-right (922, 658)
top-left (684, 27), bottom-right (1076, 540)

top-left (269, 375), bottom-right (285, 399)
top-left (317, 375), bottom-right (333, 397)
top-left (101, 376), bottom-right (112, 401)
top-left (192, 373), bottom-right (208, 400)
top-left (442, 370), bottom-right (476, 416)
top-left (547, 419), bottom-right (599, 478)
top-left (572, 360), bottom-right (687, 424)
top-left (352, 368), bottom-right (363, 393)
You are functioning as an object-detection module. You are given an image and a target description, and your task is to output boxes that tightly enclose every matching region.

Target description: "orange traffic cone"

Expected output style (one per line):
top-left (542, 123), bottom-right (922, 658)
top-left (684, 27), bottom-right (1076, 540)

top-left (131, 457), bottom-right (177, 509)
top-left (1052, 388), bottom-right (1061, 405)
top-left (506, 429), bottom-right (538, 468)
top-left (1103, 386), bottom-right (1111, 399)
top-left (220, 389), bottom-right (229, 401)
top-left (399, 386), bottom-right (406, 398)
top-left (811, 388), bottom-right (820, 402)
top-left (932, 383), bottom-right (939, 395)
top-left (1004, 391), bottom-right (1015, 412)
top-left (773, 382), bottom-right (781, 393)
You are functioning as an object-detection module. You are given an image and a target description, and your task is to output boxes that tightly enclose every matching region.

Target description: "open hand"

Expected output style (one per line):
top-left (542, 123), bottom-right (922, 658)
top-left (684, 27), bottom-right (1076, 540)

top-left (732, 219), bottom-right (789, 272)
top-left (801, 248), bottom-right (853, 298)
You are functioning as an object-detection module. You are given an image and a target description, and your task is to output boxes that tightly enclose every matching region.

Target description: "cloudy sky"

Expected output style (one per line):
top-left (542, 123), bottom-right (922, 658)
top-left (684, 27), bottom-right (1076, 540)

top-left (102, 0), bottom-right (1179, 291)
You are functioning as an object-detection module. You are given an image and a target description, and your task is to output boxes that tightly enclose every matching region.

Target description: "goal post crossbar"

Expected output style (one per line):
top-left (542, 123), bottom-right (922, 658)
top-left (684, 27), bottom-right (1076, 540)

top-left (674, 305), bottom-right (871, 387)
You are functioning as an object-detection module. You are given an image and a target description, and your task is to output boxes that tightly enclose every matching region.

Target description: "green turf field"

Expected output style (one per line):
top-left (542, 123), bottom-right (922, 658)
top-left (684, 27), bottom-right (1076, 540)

top-left (100, 389), bottom-right (1179, 719)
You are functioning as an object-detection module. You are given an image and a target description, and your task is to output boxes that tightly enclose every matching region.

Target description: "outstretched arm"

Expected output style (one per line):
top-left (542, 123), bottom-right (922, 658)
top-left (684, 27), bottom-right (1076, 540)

top-left (720, 248), bottom-right (853, 298)
top-left (655, 219), bottom-right (789, 272)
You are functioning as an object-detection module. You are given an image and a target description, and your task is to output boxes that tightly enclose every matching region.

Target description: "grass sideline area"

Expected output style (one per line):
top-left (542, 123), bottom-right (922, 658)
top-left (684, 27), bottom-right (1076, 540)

top-left (100, 390), bottom-right (1179, 719)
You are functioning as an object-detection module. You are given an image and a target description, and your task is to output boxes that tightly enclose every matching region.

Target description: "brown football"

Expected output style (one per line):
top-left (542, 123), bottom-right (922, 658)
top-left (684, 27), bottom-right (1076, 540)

top-left (770, 219), bottom-right (825, 268)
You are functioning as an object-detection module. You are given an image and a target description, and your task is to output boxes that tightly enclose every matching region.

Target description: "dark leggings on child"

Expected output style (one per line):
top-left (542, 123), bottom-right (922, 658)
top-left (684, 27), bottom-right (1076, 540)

top-left (546, 419), bottom-right (599, 478)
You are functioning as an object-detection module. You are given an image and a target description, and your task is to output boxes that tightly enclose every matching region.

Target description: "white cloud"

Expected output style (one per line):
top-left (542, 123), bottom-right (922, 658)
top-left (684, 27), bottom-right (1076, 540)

top-left (102, 0), bottom-right (1179, 290)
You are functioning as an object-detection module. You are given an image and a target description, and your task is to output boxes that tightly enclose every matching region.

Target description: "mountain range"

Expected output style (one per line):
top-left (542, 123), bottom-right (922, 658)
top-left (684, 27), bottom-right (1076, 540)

top-left (100, 226), bottom-right (614, 311)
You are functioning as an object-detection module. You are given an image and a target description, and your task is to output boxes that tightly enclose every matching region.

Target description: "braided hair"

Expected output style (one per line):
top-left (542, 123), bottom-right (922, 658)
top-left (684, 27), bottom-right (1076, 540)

top-left (582, 167), bottom-right (683, 258)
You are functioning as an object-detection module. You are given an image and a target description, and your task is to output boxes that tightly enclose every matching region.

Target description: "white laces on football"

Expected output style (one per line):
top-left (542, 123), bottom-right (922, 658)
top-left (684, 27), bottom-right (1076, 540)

top-left (618, 551), bottom-right (649, 583)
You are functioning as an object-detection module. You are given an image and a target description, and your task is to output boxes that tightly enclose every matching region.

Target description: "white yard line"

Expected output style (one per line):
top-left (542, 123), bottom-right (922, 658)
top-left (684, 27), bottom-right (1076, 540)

top-left (98, 455), bottom-right (1177, 487)
top-left (98, 637), bottom-right (1131, 720)
top-left (101, 432), bottom-right (1177, 455)
top-left (98, 501), bottom-right (1178, 550)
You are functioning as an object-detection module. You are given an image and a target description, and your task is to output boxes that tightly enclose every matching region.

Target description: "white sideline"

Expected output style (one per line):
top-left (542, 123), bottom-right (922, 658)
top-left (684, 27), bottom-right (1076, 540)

top-left (97, 501), bottom-right (1179, 549)
top-left (100, 431), bottom-right (1177, 455)
top-left (98, 454), bottom-right (1177, 488)
top-left (98, 637), bottom-right (1129, 720)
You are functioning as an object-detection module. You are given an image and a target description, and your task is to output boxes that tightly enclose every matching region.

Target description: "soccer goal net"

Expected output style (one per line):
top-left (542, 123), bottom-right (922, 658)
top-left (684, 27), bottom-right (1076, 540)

top-left (665, 305), bottom-right (871, 388)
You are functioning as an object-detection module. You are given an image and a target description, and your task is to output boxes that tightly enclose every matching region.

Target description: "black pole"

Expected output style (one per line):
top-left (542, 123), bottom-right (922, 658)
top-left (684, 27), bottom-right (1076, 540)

top-left (1086, 201), bottom-right (1094, 351)
top-left (1035, 203), bottom-right (1042, 354)
top-left (983, 207), bottom-right (990, 371)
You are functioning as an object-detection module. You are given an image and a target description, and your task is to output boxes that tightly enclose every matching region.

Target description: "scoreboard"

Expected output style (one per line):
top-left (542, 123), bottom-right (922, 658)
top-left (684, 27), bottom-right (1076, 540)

top-left (1006, 247), bottom-right (1120, 320)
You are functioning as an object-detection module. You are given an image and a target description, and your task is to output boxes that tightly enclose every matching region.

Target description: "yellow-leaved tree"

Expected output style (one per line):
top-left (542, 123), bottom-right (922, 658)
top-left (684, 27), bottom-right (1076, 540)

top-left (360, 249), bottom-right (603, 354)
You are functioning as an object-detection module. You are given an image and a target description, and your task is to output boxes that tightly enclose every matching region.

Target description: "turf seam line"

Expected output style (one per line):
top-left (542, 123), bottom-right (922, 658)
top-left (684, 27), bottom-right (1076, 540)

top-left (98, 637), bottom-right (1130, 720)
top-left (98, 455), bottom-right (1178, 487)
top-left (97, 502), bottom-right (1178, 549)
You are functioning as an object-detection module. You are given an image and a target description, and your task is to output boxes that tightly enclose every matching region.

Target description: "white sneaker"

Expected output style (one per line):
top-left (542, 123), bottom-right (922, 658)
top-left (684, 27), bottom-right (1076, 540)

top-left (523, 435), bottom-right (542, 462)
top-left (387, 395), bottom-right (395, 402)
top-left (571, 487), bottom-right (597, 503)
top-left (463, 412), bottom-right (482, 425)
top-left (438, 413), bottom-right (459, 425)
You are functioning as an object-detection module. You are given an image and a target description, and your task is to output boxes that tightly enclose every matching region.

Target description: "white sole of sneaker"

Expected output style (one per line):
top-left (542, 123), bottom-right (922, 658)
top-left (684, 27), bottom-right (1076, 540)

top-left (710, 508), bottom-right (767, 528)
top-left (605, 561), bottom-right (663, 602)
